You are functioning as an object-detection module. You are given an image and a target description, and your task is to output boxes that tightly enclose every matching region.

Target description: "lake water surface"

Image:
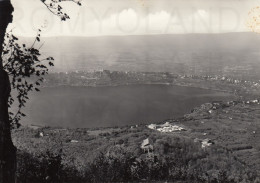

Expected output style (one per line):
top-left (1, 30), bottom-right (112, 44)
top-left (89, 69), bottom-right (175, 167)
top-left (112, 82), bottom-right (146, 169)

top-left (19, 84), bottom-right (235, 128)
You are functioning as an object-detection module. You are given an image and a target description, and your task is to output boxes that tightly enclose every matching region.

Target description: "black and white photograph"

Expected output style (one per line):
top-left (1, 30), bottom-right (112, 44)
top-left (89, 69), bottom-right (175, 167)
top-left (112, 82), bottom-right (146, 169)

top-left (0, 0), bottom-right (260, 182)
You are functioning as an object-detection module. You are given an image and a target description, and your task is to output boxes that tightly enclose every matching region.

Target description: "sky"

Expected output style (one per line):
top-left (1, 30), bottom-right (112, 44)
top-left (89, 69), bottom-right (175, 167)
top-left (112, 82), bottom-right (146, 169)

top-left (8, 0), bottom-right (260, 37)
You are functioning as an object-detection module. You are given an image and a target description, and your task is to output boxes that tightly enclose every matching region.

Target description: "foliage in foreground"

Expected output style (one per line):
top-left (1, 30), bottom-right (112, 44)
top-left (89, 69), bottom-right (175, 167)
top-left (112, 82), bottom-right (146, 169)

top-left (2, 31), bottom-right (54, 128)
top-left (16, 140), bottom-right (260, 183)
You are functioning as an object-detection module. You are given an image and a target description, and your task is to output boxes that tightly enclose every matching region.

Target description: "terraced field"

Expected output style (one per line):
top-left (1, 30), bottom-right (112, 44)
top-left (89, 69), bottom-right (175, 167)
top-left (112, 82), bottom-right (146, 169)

top-left (179, 101), bottom-right (260, 171)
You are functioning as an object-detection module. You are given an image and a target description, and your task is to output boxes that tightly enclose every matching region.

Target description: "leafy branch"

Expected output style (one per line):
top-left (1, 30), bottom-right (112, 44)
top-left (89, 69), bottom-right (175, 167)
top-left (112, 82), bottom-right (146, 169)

top-left (2, 30), bottom-right (54, 128)
top-left (1, 0), bottom-right (81, 128)
top-left (40, 0), bottom-right (82, 21)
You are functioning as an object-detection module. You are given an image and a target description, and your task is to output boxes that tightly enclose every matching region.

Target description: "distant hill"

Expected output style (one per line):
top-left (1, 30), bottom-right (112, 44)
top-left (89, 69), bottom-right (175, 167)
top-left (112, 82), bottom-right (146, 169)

top-left (18, 33), bottom-right (260, 77)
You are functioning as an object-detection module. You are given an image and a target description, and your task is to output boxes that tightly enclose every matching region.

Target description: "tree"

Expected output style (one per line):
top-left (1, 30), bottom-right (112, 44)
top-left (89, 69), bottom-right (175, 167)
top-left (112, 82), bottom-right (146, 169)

top-left (0, 0), bottom-right (80, 182)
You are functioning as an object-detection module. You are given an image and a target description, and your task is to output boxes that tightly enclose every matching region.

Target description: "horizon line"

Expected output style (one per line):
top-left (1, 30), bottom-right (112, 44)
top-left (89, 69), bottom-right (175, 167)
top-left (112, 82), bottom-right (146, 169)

top-left (15, 31), bottom-right (255, 38)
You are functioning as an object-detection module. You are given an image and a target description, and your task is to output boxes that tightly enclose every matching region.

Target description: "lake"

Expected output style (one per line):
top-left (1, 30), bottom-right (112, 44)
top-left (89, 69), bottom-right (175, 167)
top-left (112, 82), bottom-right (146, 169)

top-left (18, 84), bottom-right (235, 128)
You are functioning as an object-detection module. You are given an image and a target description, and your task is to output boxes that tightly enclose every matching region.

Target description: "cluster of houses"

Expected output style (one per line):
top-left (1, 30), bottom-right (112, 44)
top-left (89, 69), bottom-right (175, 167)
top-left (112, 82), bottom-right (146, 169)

top-left (245, 99), bottom-right (259, 105)
top-left (179, 74), bottom-right (260, 89)
top-left (147, 122), bottom-right (185, 133)
top-left (226, 99), bottom-right (260, 106)
top-left (194, 138), bottom-right (214, 149)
